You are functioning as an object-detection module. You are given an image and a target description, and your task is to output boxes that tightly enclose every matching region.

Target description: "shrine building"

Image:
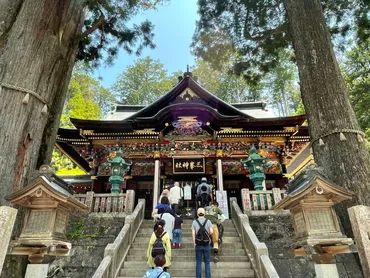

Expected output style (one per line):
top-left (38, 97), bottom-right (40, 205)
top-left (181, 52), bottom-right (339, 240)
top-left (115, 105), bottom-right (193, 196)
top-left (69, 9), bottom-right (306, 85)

top-left (56, 71), bottom-right (311, 217)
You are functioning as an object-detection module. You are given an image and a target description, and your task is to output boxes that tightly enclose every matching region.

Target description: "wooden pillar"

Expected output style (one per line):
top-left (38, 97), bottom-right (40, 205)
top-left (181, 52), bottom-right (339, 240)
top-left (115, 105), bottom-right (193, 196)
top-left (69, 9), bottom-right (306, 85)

top-left (217, 159), bottom-right (224, 191)
top-left (153, 159), bottom-right (160, 211)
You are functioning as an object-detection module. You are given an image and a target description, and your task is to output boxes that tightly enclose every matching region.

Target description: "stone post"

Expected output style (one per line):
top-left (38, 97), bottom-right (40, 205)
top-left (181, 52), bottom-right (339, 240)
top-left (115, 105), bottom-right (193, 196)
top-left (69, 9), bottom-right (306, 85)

top-left (348, 205), bottom-right (370, 277)
top-left (0, 206), bottom-right (17, 274)
top-left (85, 191), bottom-right (94, 212)
top-left (25, 264), bottom-right (49, 278)
top-left (124, 190), bottom-right (135, 214)
top-left (314, 264), bottom-right (339, 278)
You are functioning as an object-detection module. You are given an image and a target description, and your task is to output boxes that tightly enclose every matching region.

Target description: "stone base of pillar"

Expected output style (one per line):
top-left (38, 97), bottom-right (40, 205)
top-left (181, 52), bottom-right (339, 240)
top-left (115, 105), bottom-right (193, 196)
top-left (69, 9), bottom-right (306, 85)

top-left (25, 264), bottom-right (49, 278)
top-left (314, 264), bottom-right (339, 278)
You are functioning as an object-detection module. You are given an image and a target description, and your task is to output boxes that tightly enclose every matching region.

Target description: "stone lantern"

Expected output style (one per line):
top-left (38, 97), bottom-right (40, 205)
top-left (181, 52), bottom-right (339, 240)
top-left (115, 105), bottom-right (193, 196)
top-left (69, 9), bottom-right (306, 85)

top-left (273, 168), bottom-right (354, 265)
top-left (107, 148), bottom-right (131, 194)
top-left (5, 165), bottom-right (88, 266)
top-left (241, 145), bottom-right (266, 190)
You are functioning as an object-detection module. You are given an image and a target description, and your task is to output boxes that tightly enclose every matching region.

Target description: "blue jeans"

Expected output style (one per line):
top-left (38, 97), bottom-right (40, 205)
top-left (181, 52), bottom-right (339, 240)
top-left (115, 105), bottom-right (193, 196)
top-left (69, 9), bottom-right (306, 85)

top-left (173, 229), bottom-right (182, 244)
top-left (195, 244), bottom-right (211, 278)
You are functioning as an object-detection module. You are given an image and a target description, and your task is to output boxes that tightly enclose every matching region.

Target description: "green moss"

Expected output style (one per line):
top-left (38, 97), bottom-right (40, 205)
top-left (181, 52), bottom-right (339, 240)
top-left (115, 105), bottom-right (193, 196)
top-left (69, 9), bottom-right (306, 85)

top-left (68, 220), bottom-right (107, 239)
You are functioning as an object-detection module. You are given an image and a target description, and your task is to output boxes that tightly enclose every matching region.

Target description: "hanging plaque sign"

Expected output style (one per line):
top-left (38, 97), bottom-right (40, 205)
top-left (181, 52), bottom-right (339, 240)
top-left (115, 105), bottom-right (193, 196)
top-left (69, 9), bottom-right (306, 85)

top-left (173, 157), bottom-right (205, 174)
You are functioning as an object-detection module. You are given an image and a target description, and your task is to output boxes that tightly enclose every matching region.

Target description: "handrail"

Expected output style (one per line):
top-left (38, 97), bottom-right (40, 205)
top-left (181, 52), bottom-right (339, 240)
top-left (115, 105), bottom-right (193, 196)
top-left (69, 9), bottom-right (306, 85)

top-left (92, 199), bottom-right (146, 278)
top-left (74, 190), bottom-right (135, 214)
top-left (231, 197), bottom-right (279, 278)
top-left (241, 188), bottom-right (287, 211)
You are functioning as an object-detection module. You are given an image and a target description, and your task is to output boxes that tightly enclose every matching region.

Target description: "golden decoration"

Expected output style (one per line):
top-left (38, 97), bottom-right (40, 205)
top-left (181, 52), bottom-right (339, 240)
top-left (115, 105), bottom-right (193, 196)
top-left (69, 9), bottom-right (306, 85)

top-left (153, 151), bottom-right (161, 159)
top-left (134, 128), bottom-right (157, 134)
top-left (216, 149), bottom-right (223, 158)
top-left (219, 127), bottom-right (244, 133)
top-left (179, 88), bottom-right (199, 99)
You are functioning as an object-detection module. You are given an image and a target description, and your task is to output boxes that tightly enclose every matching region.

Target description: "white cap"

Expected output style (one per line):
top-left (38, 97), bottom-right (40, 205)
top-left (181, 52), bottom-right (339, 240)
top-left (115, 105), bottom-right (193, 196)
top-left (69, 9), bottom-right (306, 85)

top-left (197, 208), bottom-right (205, 215)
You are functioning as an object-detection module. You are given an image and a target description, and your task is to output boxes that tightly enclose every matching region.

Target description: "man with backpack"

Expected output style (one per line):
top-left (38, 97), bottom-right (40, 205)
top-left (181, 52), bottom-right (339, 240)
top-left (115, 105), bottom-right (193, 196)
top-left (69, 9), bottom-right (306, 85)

top-left (192, 208), bottom-right (213, 278)
top-left (205, 201), bottom-right (226, 262)
top-left (197, 177), bottom-right (212, 208)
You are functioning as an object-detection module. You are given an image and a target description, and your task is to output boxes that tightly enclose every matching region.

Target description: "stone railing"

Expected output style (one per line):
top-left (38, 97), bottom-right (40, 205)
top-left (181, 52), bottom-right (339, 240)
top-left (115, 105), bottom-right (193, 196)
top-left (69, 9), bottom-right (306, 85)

top-left (74, 190), bottom-right (135, 214)
top-left (241, 188), bottom-right (286, 211)
top-left (92, 199), bottom-right (146, 278)
top-left (231, 197), bottom-right (279, 278)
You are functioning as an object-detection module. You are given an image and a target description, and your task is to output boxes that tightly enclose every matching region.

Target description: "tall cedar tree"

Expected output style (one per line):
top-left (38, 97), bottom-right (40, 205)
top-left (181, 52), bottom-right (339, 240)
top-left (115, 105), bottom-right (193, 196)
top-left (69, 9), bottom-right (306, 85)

top-left (0, 0), bottom-right (164, 207)
top-left (194, 0), bottom-right (370, 235)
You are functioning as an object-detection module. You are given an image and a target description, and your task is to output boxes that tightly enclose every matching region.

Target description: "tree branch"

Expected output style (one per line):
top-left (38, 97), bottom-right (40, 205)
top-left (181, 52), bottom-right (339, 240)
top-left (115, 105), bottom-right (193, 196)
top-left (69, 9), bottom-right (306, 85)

top-left (243, 22), bottom-right (287, 42)
top-left (76, 13), bottom-right (105, 41)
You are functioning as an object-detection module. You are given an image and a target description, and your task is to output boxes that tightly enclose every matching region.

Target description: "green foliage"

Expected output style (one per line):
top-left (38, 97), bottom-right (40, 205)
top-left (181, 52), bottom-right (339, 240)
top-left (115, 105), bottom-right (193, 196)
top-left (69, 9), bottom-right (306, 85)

top-left (112, 57), bottom-right (175, 105)
top-left (343, 40), bottom-right (370, 149)
top-left (344, 41), bottom-right (370, 132)
top-left (60, 68), bottom-right (115, 127)
top-left (51, 148), bottom-right (75, 172)
top-left (55, 66), bottom-right (115, 172)
top-left (68, 220), bottom-right (106, 239)
top-left (51, 148), bottom-right (85, 175)
top-left (56, 168), bottom-right (86, 176)
top-left (192, 60), bottom-right (261, 102)
top-left (193, 0), bottom-right (370, 82)
top-left (78, 0), bottom-right (168, 67)
top-left (260, 50), bottom-right (302, 116)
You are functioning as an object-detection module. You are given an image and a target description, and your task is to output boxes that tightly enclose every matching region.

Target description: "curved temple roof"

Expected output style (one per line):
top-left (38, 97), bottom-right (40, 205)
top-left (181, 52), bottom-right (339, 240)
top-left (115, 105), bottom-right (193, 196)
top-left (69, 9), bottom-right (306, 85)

top-left (56, 73), bottom-right (309, 173)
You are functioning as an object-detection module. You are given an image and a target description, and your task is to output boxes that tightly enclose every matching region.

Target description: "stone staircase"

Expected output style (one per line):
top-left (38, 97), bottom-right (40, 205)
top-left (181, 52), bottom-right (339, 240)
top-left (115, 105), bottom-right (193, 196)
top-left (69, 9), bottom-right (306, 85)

top-left (119, 219), bottom-right (255, 278)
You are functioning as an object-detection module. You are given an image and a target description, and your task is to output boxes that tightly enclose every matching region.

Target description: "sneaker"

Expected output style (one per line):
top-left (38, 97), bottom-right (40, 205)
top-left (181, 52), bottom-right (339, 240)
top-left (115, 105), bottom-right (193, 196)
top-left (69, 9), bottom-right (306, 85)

top-left (214, 255), bottom-right (219, 263)
top-left (172, 244), bottom-right (176, 249)
top-left (178, 244), bottom-right (182, 249)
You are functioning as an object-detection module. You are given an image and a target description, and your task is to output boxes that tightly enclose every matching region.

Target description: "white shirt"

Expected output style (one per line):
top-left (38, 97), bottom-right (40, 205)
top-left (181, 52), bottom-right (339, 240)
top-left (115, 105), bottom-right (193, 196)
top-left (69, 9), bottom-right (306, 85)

top-left (170, 186), bottom-right (183, 204)
top-left (160, 212), bottom-right (175, 240)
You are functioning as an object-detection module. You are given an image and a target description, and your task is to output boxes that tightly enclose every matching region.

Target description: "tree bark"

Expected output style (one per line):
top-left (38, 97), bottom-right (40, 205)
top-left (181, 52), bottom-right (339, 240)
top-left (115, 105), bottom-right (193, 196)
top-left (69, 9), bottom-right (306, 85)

top-left (284, 0), bottom-right (370, 235)
top-left (0, 0), bottom-right (86, 207)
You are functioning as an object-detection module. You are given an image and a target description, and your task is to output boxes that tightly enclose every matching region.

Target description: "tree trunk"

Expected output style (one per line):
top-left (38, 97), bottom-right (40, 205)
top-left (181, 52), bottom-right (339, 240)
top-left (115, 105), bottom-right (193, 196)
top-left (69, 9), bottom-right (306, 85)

top-left (284, 0), bottom-right (370, 235)
top-left (0, 0), bottom-right (86, 207)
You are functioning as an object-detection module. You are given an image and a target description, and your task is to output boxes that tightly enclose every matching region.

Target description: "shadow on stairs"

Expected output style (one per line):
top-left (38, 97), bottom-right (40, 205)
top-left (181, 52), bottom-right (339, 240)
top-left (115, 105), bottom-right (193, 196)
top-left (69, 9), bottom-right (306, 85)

top-left (119, 219), bottom-right (255, 278)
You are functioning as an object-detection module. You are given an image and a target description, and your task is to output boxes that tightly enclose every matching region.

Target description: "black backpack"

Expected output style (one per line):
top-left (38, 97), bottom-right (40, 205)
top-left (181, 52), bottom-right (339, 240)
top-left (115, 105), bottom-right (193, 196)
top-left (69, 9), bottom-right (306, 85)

top-left (151, 232), bottom-right (167, 258)
top-left (195, 219), bottom-right (210, 246)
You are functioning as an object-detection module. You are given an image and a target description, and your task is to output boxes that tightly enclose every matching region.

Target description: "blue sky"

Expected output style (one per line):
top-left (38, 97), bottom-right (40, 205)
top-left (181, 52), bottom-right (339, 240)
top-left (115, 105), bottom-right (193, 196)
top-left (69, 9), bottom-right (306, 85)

top-left (94, 0), bottom-right (198, 88)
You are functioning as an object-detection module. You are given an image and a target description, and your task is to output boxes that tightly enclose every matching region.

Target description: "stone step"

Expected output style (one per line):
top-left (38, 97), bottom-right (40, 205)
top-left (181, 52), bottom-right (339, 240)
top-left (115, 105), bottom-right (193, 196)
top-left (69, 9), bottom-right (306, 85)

top-left (120, 267), bottom-right (255, 277)
top-left (140, 223), bottom-right (236, 230)
top-left (120, 277), bottom-right (250, 278)
top-left (120, 220), bottom-right (252, 278)
top-left (135, 230), bottom-right (239, 237)
top-left (122, 261), bottom-right (251, 269)
top-left (126, 255), bottom-right (249, 262)
top-left (130, 242), bottom-right (243, 249)
top-left (133, 236), bottom-right (240, 244)
top-left (129, 248), bottom-right (247, 256)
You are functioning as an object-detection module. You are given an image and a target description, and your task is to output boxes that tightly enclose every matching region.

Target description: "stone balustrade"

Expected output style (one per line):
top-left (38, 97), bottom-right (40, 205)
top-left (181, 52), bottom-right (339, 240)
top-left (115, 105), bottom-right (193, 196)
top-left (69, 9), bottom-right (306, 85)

top-left (231, 197), bottom-right (279, 278)
top-left (241, 188), bottom-right (287, 211)
top-left (92, 199), bottom-right (146, 278)
top-left (74, 190), bottom-right (135, 214)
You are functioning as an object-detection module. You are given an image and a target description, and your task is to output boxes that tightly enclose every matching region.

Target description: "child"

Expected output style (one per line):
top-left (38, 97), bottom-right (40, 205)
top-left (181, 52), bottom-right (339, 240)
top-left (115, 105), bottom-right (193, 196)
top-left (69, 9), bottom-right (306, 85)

top-left (172, 213), bottom-right (183, 249)
top-left (143, 254), bottom-right (171, 278)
